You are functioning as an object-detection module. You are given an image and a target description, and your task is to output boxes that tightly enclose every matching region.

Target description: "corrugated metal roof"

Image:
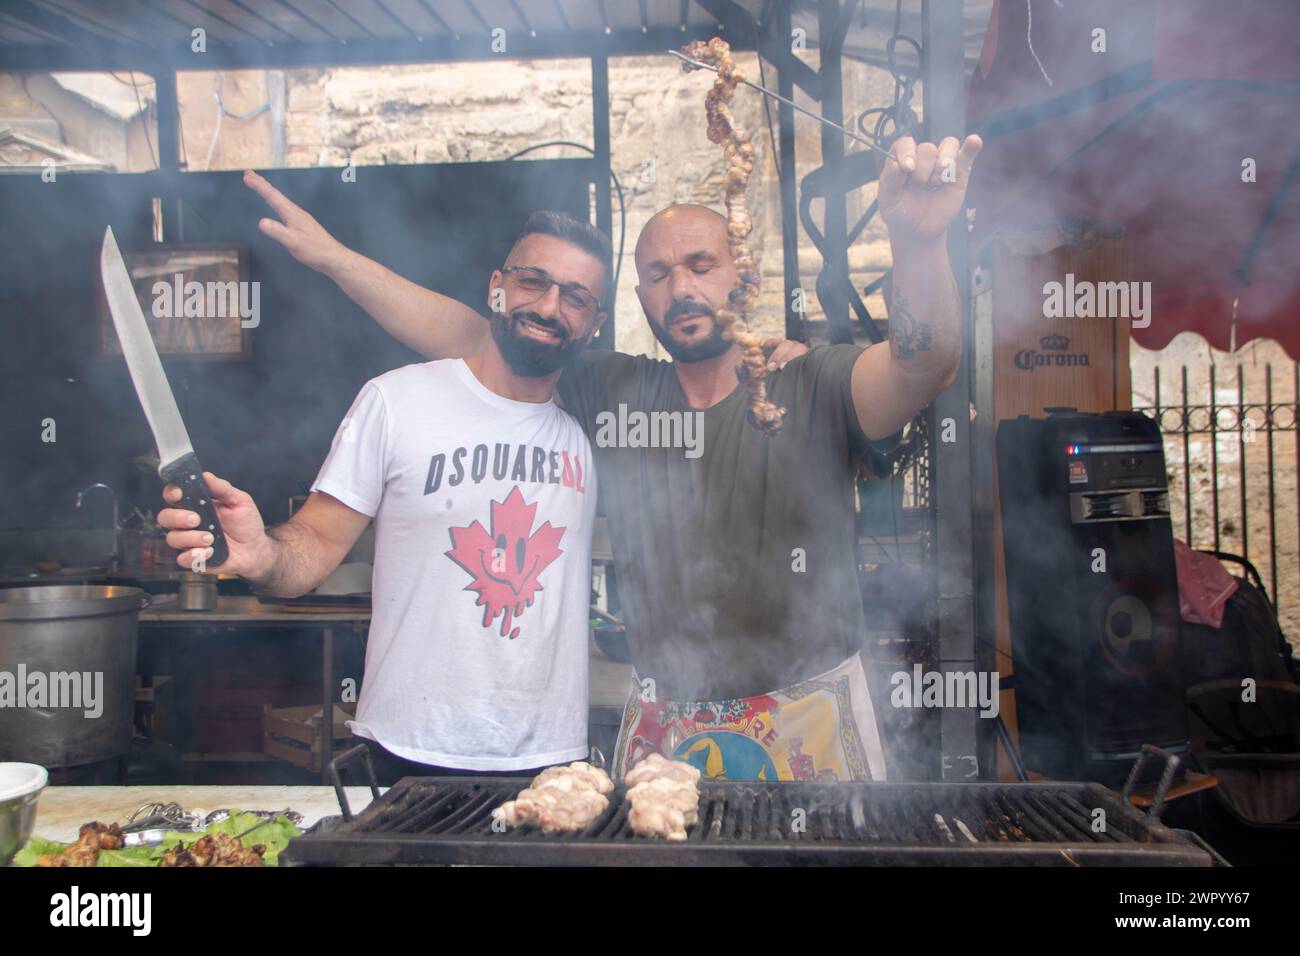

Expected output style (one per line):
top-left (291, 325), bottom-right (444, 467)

top-left (0, 1), bottom-right (991, 73)
top-left (0, 0), bottom-right (723, 48)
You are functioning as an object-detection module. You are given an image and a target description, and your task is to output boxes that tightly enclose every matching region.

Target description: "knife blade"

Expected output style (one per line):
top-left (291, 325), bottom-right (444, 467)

top-left (100, 227), bottom-right (228, 567)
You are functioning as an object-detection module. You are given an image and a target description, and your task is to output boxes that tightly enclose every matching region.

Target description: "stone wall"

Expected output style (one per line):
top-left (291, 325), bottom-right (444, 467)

top-left (259, 53), bottom-right (906, 356)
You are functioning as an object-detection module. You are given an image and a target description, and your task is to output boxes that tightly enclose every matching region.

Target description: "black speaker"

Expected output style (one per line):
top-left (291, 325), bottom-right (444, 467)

top-left (996, 410), bottom-right (1188, 784)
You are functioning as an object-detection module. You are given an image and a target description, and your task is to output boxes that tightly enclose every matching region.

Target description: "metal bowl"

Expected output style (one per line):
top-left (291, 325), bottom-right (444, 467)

top-left (177, 573), bottom-right (217, 611)
top-left (0, 762), bottom-right (48, 865)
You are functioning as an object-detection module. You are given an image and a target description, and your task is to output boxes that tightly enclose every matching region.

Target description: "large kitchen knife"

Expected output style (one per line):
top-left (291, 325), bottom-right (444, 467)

top-left (100, 226), bottom-right (228, 567)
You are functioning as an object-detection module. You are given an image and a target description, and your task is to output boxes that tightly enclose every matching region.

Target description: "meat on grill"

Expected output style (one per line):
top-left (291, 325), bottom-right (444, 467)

top-left (624, 754), bottom-right (702, 841)
top-left (493, 761), bottom-right (614, 834)
top-left (532, 761), bottom-right (615, 795)
top-left (627, 778), bottom-right (701, 842)
top-left (680, 37), bottom-right (786, 436)
top-left (624, 752), bottom-right (701, 787)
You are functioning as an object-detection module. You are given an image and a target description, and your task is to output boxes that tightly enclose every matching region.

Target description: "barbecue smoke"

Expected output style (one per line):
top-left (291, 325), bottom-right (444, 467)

top-left (968, 0), bottom-right (1299, 319)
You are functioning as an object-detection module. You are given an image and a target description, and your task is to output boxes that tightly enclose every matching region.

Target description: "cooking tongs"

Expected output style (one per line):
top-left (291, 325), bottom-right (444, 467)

top-left (120, 801), bottom-right (302, 847)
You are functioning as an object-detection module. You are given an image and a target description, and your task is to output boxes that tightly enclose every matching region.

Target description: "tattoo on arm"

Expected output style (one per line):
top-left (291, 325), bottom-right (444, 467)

top-left (890, 291), bottom-right (932, 360)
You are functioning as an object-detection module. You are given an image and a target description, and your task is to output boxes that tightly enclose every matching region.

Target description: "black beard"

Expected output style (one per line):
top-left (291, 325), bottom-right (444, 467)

top-left (649, 299), bottom-right (732, 362)
top-left (489, 309), bottom-right (584, 377)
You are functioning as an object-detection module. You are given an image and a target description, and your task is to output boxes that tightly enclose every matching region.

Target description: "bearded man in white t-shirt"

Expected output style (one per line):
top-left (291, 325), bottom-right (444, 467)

top-left (158, 211), bottom-right (607, 782)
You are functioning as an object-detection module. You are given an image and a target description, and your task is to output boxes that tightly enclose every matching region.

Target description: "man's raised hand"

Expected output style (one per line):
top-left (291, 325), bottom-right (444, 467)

top-left (244, 169), bottom-right (347, 274)
top-left (879, 134), bottom-right (982, 247)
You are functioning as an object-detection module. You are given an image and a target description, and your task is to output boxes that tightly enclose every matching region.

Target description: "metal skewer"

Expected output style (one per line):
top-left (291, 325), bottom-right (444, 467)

top-left (669, 49), bottom-right (898, 161)
top-left (234, 817), bottom-right (273, 841)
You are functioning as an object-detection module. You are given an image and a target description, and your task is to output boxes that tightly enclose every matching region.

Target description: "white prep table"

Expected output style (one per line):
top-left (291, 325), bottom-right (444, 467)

top-left (30, 785), bottom-right (381, 844)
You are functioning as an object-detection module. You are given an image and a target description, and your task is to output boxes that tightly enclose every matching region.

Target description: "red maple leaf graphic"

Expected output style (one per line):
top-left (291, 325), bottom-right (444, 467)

top-left (445, 487), bottom-right (565, 639)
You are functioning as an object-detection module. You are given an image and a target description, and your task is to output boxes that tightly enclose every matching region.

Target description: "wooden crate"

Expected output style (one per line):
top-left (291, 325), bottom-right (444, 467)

top-left (262, 703), bottom-right (356, 773)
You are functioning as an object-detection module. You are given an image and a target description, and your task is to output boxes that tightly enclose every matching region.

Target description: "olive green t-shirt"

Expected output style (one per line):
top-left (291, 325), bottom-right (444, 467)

top-left (558, 345), bottom-right (884, 701)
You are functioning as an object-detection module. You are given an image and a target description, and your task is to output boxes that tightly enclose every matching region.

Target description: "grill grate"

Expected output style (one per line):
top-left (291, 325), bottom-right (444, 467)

top-left (283, 779), bottom-right (1216, 866)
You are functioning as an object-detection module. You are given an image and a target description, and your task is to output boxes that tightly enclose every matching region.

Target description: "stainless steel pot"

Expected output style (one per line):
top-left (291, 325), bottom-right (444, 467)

top-left (0, 585), bottom-right (147, 767)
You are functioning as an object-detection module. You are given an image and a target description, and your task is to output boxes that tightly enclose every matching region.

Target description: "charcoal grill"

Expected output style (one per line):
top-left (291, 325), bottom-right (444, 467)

top-left (283, 776), bottom-right (1218, 866)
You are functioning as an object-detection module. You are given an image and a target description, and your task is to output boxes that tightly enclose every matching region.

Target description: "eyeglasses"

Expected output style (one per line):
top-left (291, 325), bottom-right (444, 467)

top-left (501, 266), bottom-right (603, 320)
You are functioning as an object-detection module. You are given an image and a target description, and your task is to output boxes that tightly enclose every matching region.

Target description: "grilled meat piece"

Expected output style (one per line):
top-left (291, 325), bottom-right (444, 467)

top-left (532, 786), bottom-right (610, 835)
top-left (628, 801), bottom-right (690, 842)
top-left (160, 842), bottom-right (196, 867)
top-left (493, 762), bottom-right (615, 833)
top-left (209, 833), bottom-right (268, 867)
top-left (36, 845), bottom-right (100, 867)
top-left (531, 760), bottom-right (615, 795)
top-left (624, 752), bottom-right (702, 787)
top-left (79, 821), bottom-right (124, 850)
top-left (624, 754), bottom-right (702, 841)
top-left (159, 832), bottom-right (267, 867)
top-left (680, 37), bottom-right (785, 435)
top-left (629, 777), bottom-right (700, 827)
top-left (35, 821), bottom-right (125, 867)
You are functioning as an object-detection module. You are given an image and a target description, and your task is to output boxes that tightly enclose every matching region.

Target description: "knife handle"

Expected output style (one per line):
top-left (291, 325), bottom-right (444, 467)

top-left (160, 452), bottom-right (229, 568)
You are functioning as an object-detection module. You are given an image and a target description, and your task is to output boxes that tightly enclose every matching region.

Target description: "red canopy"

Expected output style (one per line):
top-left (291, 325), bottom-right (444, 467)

top-left (966, 0), bottom-right (1300, 359)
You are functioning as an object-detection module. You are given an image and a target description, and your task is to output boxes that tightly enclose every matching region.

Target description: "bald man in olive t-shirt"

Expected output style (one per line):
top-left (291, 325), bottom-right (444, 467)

top-left (557, 344), bottom-right (878, 702)
top-left (557, 341), bottom-right (897, 781)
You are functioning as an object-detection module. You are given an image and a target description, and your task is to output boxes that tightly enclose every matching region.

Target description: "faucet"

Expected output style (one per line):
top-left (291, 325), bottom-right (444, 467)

top-left (75, 483), bottom-right (119, 570)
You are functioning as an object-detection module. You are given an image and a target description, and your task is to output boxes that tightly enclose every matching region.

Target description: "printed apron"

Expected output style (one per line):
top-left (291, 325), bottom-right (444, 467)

top-left (612, 653), bottom-right (887, 782)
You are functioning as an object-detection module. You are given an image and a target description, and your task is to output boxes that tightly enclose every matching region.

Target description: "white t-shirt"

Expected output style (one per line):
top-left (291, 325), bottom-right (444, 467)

top-left (311, 358), bottom-right (597, 770)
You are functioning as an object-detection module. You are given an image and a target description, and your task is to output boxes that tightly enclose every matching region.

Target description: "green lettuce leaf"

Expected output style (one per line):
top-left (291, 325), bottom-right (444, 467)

top-left (14, 812), bottom-right (301, 867)
top-left (12, 836), bottom-right (64, 867)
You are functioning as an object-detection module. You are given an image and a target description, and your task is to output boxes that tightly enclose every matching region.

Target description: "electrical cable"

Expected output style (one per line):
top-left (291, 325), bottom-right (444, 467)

top-left (202, 73), bottom-right (273, 172)
top-left (856, 0), bottom-right (921, 149)
top-left (204, 77), bottom-right (224, 172)
top-left (502, 140), bottom-right (627, 305)
top-left (177, 96), bottom-right (188, 169)
top-left (128, 70), bottom-right (158, 170)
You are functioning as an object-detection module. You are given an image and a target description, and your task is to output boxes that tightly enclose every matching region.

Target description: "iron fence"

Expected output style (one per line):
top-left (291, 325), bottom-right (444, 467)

top-left (1132, 363), bottom-right (1299, 638)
